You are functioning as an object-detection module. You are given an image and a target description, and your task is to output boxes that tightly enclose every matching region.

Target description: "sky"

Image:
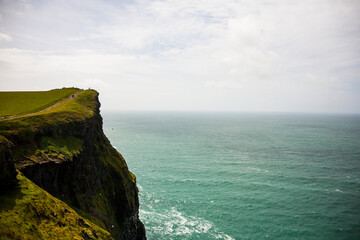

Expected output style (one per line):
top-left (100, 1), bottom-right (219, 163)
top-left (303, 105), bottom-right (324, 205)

top-left (0, 0), bottom-right (359, 113)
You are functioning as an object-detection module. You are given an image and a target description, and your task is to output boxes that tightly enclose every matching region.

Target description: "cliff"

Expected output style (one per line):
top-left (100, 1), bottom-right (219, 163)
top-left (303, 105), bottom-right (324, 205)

top-left (0, 89), bottom-right (146, 240)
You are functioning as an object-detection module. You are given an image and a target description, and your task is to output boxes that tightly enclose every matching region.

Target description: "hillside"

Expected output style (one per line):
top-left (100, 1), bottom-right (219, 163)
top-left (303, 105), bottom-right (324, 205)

top-left (0, 88), bottom-right (79, 118)
top-left (0, 89), bottom-right (146, 240)
top-left (0, 171), bottom-right (113, 240)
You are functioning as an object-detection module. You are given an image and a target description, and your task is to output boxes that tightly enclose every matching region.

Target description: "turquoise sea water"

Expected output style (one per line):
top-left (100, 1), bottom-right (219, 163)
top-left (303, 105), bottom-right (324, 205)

top-left (102, 112), bottom-right (360, 240)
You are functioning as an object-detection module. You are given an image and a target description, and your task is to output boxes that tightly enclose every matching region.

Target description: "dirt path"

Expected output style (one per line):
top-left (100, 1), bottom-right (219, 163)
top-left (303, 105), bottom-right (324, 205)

top-left (0, 90), bottom-right (83, 121)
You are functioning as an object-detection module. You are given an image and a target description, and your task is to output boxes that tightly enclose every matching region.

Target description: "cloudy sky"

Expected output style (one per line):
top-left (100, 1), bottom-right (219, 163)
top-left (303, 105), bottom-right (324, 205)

top-left (0, 0), bottom-right (359, 113)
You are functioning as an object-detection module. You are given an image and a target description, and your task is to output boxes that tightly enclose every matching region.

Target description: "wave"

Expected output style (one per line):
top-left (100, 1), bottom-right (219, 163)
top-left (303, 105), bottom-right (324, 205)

top-left (137, 185), bottom-right (234, 239)
top-left (139, 207), bottom-right (234, 240)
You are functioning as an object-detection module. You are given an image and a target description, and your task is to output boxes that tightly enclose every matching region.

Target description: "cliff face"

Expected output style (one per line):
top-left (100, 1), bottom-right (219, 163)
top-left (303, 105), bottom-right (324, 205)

top-left (0, 136), bottom-right (17, 192)
top-left (0, 90), bottom-right (146, 240)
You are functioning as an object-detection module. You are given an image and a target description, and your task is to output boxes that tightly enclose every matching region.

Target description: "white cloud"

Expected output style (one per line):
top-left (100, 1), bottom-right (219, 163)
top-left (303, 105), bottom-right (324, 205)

top-left (0, 32), bottom-right (12, 41)
top-left (0, 0), bottom-right (359, 113)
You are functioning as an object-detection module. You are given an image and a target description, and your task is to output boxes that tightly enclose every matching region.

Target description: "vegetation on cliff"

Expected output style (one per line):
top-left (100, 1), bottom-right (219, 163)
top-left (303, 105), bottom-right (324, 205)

top-left (0, 136), bottom-right (17, 192)
top-left (0, 88), bottom-right (145, 240)
top-left (0, 172), bottom-right (113, 240)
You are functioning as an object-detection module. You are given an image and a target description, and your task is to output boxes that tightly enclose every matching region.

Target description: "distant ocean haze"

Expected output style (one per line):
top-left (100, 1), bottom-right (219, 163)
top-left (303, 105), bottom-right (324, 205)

top-left (103, 112), bottom-right (360, 240)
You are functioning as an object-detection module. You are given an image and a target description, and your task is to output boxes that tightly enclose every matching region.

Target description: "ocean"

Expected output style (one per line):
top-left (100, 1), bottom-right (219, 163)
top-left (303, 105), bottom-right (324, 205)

top-left (102, 112), bottom-right (360, 240)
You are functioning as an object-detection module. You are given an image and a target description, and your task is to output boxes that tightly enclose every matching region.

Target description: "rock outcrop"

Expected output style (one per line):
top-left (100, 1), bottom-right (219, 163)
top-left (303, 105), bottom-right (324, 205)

top-left (0, 136), bottom-right (17, 192)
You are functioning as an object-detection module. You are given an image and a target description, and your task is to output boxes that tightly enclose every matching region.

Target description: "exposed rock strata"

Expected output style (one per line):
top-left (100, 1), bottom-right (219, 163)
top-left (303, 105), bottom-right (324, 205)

top-left (0, 136), bottom-right (17, 192)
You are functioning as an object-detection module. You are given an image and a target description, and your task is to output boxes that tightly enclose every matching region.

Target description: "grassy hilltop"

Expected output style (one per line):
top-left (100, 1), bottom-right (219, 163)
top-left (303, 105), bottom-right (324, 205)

top-left (0, 88), bottom-right (79, 117)
top-left (0, 89), bottom-right (98, 136)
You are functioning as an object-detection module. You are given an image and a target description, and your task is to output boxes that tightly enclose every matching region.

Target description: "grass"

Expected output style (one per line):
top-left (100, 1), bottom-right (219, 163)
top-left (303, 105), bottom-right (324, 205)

top-left (0, 172), bottom-right (113, 240)
top-left (11, 136), bottom-right (84, 168)
top-left (0, 88), bottom-right (79, 117)
top-left (43, 89), bottom-right (97, 117)
top-left (0, 89), bottom-right (99, 138)
top-left (39, 136), bottom-right (83, 160)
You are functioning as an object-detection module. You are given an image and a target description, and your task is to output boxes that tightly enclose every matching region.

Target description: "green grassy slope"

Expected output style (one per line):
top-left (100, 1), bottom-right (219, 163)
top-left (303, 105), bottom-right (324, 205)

top-left (0, 172), bottom-right (113, 240)
top-left (0, 90), bottom-right (97, 137)
top-left (0, 88), bottom-right (79, 117)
